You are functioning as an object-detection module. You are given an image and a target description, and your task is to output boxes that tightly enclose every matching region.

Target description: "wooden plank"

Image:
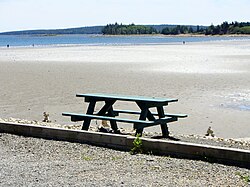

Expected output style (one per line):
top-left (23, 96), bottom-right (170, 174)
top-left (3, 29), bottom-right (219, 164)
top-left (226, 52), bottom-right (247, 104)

top-left (134, 117), bottom-right (177, 129)
top-left (134, 107), bottom-right (148, 135)
top-left (81, 100), bottom-right (96, 130)
top-left (157, 106), bottom-right (169, 137)
top-left (62, 112), bottom-right (156, 124)
top-left (107, 105), bottom-right (119, 132)
top-left (76, 93), bottom-right (178, 104)
top-left (113, 109), bottom-right (188, 118)
top-left (165, 113), bottom-right (188, 118)
top-left (62, 112), bottom-right (177, 125)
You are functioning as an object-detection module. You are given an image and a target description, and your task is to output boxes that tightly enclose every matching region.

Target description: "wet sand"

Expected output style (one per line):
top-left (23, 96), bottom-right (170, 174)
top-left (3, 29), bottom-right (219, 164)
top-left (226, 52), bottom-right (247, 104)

top-left (0, 40), bottom-right (249, 138)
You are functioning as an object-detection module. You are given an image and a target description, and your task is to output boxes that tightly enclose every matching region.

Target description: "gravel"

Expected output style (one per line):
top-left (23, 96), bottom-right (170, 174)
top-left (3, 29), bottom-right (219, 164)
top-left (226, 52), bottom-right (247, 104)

top-left (0, 133), bottom-right (249, 187)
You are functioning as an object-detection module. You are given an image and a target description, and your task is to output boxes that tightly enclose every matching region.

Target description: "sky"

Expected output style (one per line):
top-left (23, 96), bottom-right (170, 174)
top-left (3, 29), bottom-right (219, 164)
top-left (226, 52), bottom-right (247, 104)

top-left (0, 0), bottom-right (249, 32)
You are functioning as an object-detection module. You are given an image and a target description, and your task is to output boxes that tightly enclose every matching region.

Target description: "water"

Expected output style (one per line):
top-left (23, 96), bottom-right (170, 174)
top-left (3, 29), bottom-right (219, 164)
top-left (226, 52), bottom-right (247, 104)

top-left (0, 34), bottom-right (250, 47)
top-left (219, 91), bottom-right (250, 111)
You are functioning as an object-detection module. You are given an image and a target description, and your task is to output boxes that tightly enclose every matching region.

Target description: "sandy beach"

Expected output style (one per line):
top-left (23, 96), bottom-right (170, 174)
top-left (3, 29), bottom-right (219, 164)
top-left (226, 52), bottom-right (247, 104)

top-left (0, 40), bottom-right (249, 138)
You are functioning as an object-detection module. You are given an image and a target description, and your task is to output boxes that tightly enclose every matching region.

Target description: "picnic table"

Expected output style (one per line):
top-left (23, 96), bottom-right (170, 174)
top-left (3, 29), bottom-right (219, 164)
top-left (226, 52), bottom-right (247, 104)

top-left (62, 93), bottom-right (187, 137)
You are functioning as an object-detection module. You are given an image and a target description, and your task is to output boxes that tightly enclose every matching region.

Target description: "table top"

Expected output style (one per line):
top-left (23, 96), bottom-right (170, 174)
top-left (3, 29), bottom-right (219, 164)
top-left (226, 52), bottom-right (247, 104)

top-left (76, 93), bottom-right (178, 104)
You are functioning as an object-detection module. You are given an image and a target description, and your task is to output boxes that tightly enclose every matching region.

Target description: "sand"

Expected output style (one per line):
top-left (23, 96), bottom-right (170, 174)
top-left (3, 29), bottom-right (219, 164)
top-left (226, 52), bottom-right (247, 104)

top-left (0, 40), bottom-right (249, 138)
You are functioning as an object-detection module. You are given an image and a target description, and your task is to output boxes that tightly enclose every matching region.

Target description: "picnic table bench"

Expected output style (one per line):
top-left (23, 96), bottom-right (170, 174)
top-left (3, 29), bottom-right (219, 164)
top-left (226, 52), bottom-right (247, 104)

top-left (62, 93), bottom-right (187, 137)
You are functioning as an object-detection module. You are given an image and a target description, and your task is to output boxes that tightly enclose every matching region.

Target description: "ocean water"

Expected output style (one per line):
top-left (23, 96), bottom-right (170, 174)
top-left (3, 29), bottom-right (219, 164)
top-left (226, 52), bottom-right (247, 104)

top-left (0, 34), bottom-right (250, 47)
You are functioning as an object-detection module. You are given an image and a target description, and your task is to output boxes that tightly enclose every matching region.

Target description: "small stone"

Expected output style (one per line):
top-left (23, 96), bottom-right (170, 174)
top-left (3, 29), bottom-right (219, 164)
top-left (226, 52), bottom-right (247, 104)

top-left (43, 112), bottom-right (51, 123)
top-left (205, 126), bottom-right (215, 137)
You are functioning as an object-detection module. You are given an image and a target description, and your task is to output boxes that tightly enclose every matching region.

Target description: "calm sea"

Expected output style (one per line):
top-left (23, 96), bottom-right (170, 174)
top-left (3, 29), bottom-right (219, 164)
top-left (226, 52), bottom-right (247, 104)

top-left (0, 34), bottom-right (250, 47)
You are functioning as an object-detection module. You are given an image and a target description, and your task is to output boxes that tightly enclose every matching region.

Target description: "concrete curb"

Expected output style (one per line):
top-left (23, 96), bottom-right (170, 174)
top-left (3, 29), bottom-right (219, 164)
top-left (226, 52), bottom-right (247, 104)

top-left (1, 122), bottom-right (250, 169)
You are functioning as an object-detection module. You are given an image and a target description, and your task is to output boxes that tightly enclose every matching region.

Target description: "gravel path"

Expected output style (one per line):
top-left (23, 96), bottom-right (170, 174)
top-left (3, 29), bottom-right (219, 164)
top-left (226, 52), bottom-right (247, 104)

top-left (0, 133), bottom-right (249, 186)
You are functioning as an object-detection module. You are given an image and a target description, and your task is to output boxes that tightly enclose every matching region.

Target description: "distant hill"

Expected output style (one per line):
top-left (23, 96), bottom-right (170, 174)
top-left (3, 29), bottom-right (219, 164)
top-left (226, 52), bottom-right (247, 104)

top-left (0, 26), bottom-right (104, 35)
top-left (0, 24), bottom-right (207, 35)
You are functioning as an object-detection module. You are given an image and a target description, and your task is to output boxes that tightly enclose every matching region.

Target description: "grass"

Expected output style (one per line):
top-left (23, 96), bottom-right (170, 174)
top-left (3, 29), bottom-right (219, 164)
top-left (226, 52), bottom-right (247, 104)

top-left (82, 155), bottom-right (92, 161)
top-left (236, 172), bottom-right (250, 183)
top-left (163, 155), bottom-right (171, 159)
top-left (130, 134), bottom-right (143, 155)
top-left (111, 156), bottom-right (122, 161)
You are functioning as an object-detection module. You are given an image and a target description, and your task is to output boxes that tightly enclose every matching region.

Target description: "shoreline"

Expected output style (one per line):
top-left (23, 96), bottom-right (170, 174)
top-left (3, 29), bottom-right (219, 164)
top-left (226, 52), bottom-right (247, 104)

top-left (1, 34), bottom-right (250, 49)
top-left (1, 33), bottom-right (250, 37)
top-left (102, 33), bottom-right (250, 37)
top-left (1, 38), bottom-right (250, 49)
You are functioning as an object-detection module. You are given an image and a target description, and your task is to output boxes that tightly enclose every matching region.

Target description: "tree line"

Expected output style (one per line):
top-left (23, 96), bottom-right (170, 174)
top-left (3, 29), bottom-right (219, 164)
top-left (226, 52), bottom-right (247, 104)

top-left (102, 23), bottom-right (157, 35)
top-left (155, 22), bottom-right (250, 35)
top-left (102, 23), bottom-right (203, 35)
top-left (161, 25), bottom-right (201, 35)
top-left (102, 22), bottom-right (250, 35)
top-left (205, 21), bottom-right (250, 35)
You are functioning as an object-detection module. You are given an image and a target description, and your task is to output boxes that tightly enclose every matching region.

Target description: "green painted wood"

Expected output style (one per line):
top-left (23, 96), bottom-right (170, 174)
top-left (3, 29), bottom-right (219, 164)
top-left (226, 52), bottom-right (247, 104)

top-left (62, 112), bottom-right (157, 125)
top-left (64, 93), bottom-right (187, 136)
top-left (76, 93), bottom-right (178, 104)
top-left (157, 106), bottom-right (169, 137)
top-left (81, 100), bottom-right (96, 130)
top-left (165, 113), bottom-right (188, 118)
top-left (134, 117), bottom-right (177, 129)
top-left (113, 109), bottom-right (188, 118)
top-left (107, 105), bottom-right (119, 132)
top-left (97, 100), bottom-right (116, 115)
top-left (134, 107), bottom-right (148, 136)
top-left (62, 112), bottom-right (177, 126)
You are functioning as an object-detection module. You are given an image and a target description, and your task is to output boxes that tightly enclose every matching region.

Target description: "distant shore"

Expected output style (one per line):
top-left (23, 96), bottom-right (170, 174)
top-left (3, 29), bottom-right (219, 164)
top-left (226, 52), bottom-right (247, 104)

top-left (102, 33), bottom-right (250, 37)
top-left (1, 33), bottom-right (250, 37)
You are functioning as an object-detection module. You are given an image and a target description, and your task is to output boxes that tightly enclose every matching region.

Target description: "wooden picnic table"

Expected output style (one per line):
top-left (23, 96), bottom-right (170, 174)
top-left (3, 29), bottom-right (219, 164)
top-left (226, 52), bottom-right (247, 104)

top-left (63, 93), bottom-right (187, 137)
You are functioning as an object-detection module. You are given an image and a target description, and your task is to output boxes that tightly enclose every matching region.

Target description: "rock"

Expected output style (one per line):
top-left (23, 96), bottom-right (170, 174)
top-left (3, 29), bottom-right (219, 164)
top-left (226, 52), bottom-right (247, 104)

top-left (101, 120), bottom-right (110, 127)
top-left (42, 112), bottom-right (51, 123)
top-left (205, 126), bottom-right (215, 137)
top-left (98, 126), bottom-right (113, 133)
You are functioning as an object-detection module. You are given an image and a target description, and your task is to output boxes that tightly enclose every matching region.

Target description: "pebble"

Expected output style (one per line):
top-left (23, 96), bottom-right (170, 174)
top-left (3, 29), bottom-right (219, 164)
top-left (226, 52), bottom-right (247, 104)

top-left (0, 133), bottom-right (249, 186)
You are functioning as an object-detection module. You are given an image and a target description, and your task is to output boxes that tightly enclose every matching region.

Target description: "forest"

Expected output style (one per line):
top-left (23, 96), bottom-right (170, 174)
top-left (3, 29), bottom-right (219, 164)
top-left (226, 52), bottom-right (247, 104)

top-left (204, 22), bottom-right (250, 35)
top-left (102, 22), bottom-right (250, 35)
top-left (161, 21), bottom-right (250, 35)
top-left (102, 23), bottom-right (157, 35)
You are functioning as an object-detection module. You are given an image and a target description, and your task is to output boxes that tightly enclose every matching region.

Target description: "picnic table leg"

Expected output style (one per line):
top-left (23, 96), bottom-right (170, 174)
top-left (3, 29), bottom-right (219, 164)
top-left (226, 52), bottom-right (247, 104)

top-left (97, 100), bottom-right (119, 133)
top-left (157, 106), bottom-right (170, 137)
top-left (108, 106), bottom-right (119, 133)
top-left (82, 100), bottom-right (96, 130)
top-left (134, 107), bottom-right (148, 136)
top-left (97, 100), bottom-right (116, 115)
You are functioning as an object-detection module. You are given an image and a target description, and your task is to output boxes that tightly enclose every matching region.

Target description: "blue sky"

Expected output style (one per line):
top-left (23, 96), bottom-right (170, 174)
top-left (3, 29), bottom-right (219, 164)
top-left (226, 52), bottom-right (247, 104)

top-left (0, 0), bottom-right (249, 32)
